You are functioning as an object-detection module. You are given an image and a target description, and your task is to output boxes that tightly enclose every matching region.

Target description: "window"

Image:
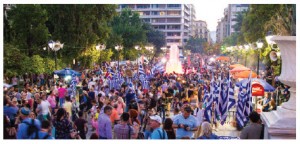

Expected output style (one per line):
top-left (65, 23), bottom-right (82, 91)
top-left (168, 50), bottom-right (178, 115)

top-left (152, 11), bottom-right (159, 15)
top-left (143, 18), bottom-right (150, 23)
top-left (167, 11), bottom-right (180, 16)
top-left (167, 4), bottom-right (181, 8)
top-left (167, 32), bottom-right (181, 36)
top-left (152, 18), bottom-right (166, 23)
top-left (160, 11), bottom-right (165, 15)
top-left (137, 4), bottom-right (150, 9)
top-left (167, 18), bottom-right (181, 23)
top-left (167, 25), bottom-right (180, 30)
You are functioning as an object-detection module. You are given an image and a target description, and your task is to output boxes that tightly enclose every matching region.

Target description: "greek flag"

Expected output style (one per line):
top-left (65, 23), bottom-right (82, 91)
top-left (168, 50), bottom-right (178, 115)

top-left (71, 73), bottom-right (77, 98)
top-left (219, 73), bottom-right (236, 125)
top-left (142, 80), bottom-right (150, 90)
top-left (204, 93), bottom-right (213, 123)
top-left (139, 64), bottom-right (145, 76)
top-left (244, 71), bottom-right (253, 117)
top-left (219, 82), bottom-right (229, 125)
top-left (236, 71), bottom-right (252, 128)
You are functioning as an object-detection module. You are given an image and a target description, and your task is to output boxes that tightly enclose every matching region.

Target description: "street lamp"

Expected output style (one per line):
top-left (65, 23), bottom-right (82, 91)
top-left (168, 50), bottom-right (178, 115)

top-left (115, 45), bottom-right (123, 70)
top-left (256, 40), bottom-right (263, 78)
top-left (135, 45), bottom-right (142, 65)
top-left (243, 44), bottom-right (250, 67)
top-left (96, 44), bottom-right (106, 68)
top-left (48, 40), bottom-right (64, 70)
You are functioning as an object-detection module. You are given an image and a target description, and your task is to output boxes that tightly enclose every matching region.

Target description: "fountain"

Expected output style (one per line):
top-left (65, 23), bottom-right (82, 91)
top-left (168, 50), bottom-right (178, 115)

top-left (165, 44), bottom-right (184, 74)
top-left (260, 36), bottom-right (296, 139)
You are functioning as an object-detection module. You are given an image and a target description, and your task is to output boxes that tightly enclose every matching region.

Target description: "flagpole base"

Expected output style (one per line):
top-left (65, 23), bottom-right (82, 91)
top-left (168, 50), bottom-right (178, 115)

top-left (260, 106), bottom-right (296, 139)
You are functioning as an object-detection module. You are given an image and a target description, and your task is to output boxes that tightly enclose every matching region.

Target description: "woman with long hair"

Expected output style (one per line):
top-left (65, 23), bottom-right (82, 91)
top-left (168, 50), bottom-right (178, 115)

top-left (197, 121), bottom-right (219, 139)
top-left (52, 108), bottom-right (73, 139)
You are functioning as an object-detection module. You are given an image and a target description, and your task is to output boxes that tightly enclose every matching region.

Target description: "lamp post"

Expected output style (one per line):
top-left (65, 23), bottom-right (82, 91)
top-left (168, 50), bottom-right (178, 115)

top-left (96, 44), bottom-right (106, 68)
top-left (135, 45), bottom-right (142, 65)
top-left (256, 40), bottom-right (263, 78)
top-left (243, 44), bottom-right (250, 67)
top-left (48, 40), bottom-right (64, 70)
top-left (115, 45), bottom-right (123, 71)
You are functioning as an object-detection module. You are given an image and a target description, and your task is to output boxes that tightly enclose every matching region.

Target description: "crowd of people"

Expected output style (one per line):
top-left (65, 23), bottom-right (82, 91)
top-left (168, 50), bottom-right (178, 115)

top-left (3, 55), bottom-right (290, 140)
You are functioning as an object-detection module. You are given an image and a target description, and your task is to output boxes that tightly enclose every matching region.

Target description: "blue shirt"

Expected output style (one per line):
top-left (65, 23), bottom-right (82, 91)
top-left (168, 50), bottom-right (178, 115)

top-left (150, 127), bottom-right (168, 139)
top-left (173, 114), bottom-right (197, 139)
top-left (4, 106), bottom-right (18, 120)
top-left (197, 133), bottom-right (219, 139)
top-left (16, 118), bottom-right (41, 139)
top-left (98, 113), bottom-right (112, 139)
top-left (37, 131), bottom-right (55, 139)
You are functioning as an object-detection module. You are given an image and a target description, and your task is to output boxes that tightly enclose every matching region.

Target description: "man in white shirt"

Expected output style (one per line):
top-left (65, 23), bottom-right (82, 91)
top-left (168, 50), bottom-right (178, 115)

top-left (194, 101), bottom-right (204, 138)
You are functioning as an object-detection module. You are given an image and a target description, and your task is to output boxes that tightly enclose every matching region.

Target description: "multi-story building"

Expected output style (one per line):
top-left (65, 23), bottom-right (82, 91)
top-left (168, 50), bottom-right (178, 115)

top-left (228, 4), bottom-right (249, 35)
top-left (116, 4), bottom-right (195, 47)
top-left (216, 4), bottom-right (249, 43)
top-left (194, 20), bottom-right (211, 43)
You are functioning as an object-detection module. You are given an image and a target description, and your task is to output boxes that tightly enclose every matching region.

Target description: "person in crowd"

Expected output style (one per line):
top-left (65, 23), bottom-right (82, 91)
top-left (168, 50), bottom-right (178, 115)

top-left (74, 111), bottom-right (87, 139)
top-left (52, 108), bottom-right (73, 139)
top-left (57, 85), bottom-right (67, 107)
top-left (128, 109), bottom-right (140, 139)
top-left (194, 101), bottom-right (204, 138)
top-left (37, 120), bottom-right (54, 139)
top-left (16, 107), bottom-right (41, 139)
top-left (63, 96), bottom-right (72, 119)
top-left (163, 118), bottom-right (176, 139)
top-left (172, 106), bottom-right (197, 139)
top-left (113, 112), bottom-right (135, 139)
top-left (47, 91), bottom-right (57, 115)
top-left (149, 115), bottom-right (168, 139)
top-left (240, 111), bottom-right (263, 139)
top-left (4, 114), bottom-right (16, 139)
top-left (197, 121), bottom-right (219, 139)
top-left (110, 103), bottom-right (120, 125)
top-left (98, 105), bottom-right (113, 139)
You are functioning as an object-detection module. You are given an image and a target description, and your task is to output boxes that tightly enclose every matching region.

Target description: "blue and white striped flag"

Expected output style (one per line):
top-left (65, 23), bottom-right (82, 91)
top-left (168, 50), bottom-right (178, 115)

top-left (244, 71), bottom-right (253, 118)
top-left (142, 80), bottom-right (150, 90)
top-left (204, 92), bottom-right (213, 123)
top-left (138, 64), bottom-right (145, 76)
top-left (71, 73), bottom-right (77, 98)
top-left (236, 71), bottom-right (253, 128)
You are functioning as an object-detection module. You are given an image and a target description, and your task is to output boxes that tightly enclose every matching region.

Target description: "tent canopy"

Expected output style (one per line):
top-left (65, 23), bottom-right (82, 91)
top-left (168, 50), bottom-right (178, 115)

top-left (233, 71), bottom-right (257, 79)
top-left (54, 68), bottom-right (81, 77)
top-left (236, 78), bottom-right (275, 92)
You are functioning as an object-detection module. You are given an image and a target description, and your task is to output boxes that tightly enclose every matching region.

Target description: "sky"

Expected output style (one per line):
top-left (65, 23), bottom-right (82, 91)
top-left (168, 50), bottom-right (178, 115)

top-left (193, 3), bottom-right (228, 31)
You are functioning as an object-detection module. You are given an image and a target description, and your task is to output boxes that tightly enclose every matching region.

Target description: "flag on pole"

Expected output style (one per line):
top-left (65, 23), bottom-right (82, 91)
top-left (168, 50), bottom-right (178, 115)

top-left (71, 73), bottom-right (77, 98)
top-left (236, 71), bottom-right (253, 128)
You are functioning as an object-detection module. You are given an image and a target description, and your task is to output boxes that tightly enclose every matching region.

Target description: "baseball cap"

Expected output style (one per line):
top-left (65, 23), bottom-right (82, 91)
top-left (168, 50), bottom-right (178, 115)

top-left (20, 107), bottom-right (30, 115)
top-left (149, 115), bottom-right (162, 124)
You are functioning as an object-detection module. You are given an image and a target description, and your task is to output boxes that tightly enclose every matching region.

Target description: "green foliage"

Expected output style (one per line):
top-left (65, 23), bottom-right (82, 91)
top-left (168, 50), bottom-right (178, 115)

top-left (31, 55), bottom-right (45, 74)
top-left (109, 8), bottom-right (147, 60)
top-left (7, 4), bottom-right (49, 57)
top-left (43, 4), bottom-right (117, 64)
top-left (185, 37), bottom-right (206, 53)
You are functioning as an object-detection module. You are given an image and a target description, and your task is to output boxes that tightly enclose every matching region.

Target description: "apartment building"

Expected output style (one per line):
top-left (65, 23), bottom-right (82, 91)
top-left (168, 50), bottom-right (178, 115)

top-left (194, 20), bottom-right (211, 43)
top-left (216, 4), bottom-right (249, 43)
top-left (116, 4), bottom-right (195, 47)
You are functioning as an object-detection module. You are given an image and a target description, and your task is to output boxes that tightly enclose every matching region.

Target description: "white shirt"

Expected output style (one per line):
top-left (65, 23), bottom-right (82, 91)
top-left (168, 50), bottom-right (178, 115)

top-left (194, 107), bottom-right (204, 126)
top-left (40, 100), bottom-right (51, 115)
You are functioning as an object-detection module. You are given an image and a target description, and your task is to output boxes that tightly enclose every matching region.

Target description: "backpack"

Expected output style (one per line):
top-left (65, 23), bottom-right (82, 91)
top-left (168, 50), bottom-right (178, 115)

top-left (22, 119), bottom-right (39, 139)
top-left (157, 129), bottom-right (166, 139)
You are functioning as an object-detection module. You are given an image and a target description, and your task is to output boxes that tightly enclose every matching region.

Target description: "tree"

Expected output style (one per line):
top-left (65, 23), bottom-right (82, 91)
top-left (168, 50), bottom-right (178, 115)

top-left (43, 4), bottom-right (117, 67)
top-left (7, 4), bottom-right (49, 57)
top-left (185, 37), bottom-right (206, 53)
top-left (241, 4), bottom-right (295, 43)
top-left (109, 8), bottom-right (147, 60)
top-left (143, 22), bottom-right (166, 63)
